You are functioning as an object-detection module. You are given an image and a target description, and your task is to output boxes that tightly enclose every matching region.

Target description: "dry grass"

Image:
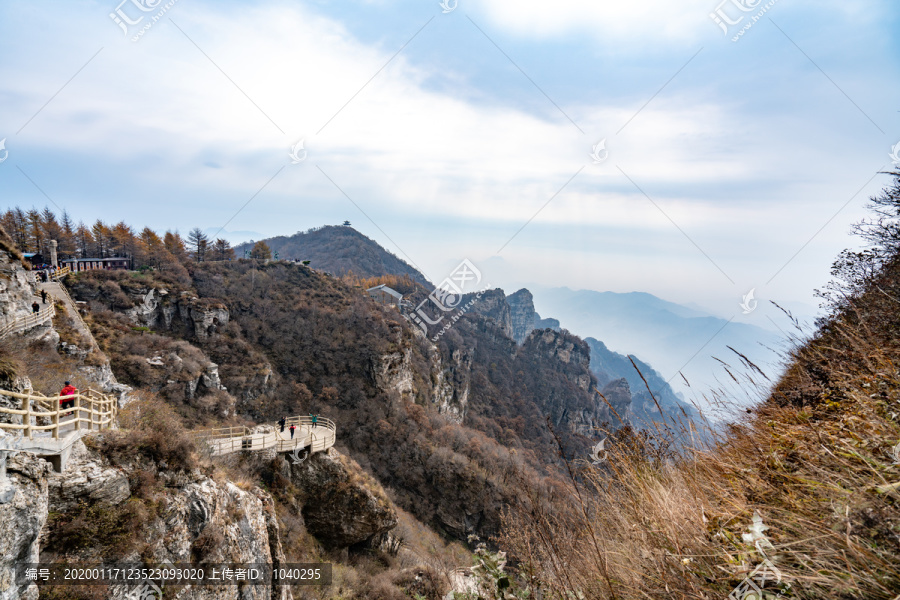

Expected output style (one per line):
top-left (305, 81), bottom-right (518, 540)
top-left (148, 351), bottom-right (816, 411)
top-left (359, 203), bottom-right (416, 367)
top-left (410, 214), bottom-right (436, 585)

top-left (500, 303), bottom-right (900, 599)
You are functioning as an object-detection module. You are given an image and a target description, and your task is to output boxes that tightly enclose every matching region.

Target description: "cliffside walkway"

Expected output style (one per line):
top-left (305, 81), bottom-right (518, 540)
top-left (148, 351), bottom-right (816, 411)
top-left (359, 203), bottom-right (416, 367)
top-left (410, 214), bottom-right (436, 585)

top-left (191, 416), bottom-right (336, 457)
top-left (0, 387), bottom-right (118, 471)
top-left (38, 280), bottom-right (101, 352)
top-left (0, 304), bottom-right (55, 339)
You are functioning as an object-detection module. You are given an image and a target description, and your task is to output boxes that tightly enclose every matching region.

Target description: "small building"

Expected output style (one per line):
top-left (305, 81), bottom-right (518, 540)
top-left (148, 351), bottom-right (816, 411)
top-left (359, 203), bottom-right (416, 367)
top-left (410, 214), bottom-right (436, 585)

top-left (61, 257), bottom-right (131, 272)
top-left (367, 284), bottom-right (403, 307)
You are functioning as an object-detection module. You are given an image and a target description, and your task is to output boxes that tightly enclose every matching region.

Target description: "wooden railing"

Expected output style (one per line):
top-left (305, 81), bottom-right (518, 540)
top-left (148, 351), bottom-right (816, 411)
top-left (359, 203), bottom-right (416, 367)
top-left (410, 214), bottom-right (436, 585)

top-left (0, 387), bottom-right (117, 439)
top-left (27, 266), bottom-right (70, 283)
top-left (0, 304), bottom-right (55, 339)
top-left (50, 266), bottom-right (71, 280)
top-left (192, 416), bottom-right (336, 456)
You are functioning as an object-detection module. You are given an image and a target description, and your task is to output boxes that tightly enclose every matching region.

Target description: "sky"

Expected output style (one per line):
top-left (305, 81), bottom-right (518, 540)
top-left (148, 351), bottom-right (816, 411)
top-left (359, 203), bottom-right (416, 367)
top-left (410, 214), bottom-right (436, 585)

top-left (1, 0), bottom-right (899, 335)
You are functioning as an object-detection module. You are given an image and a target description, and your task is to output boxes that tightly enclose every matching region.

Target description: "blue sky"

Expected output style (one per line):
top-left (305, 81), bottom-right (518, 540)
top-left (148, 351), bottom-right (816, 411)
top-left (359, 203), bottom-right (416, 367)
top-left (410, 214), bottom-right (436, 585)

top-left (1, 0), bottom-right (898, 331)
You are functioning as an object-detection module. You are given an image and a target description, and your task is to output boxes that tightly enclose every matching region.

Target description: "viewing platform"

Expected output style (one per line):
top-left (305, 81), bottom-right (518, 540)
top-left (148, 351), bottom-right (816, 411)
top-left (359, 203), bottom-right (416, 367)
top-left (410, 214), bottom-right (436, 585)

top-left (191, 416), bottom-right (336, 457)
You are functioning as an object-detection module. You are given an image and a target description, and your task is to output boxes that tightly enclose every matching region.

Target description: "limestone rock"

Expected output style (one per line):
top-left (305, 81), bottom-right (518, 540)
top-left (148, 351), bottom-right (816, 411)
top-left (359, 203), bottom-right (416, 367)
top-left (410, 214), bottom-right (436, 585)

top-left (47, 440), bottom-right (130, 512)
top-left (468, 289), bottom-right (513, 340)
top-left (0, 453), bottom-right (51, 600)
top-left (506, 288), bottom-right (535, 345)
top-left (285, 449), bottom-right (398, 548)
top-left (600, 377), bottom-right (633, 427)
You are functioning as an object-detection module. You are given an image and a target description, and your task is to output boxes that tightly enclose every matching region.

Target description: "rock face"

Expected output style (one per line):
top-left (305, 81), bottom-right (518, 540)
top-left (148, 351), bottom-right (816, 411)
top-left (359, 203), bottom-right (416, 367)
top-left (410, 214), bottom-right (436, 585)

top-left (0, 250), bottom-right (35, 331)
top-left (506, 289), bottom-right (535, 345)
top-left (47, 441), bottom-right (130, 512)
top-left (430, 345), bottom-right (471, 423)
top-left (284, 448), bottom-right (398, 549)
top-left (599, 378), bottom-right (632, 426)
top-left (468, 289), bottom-right (513, 340)
top-left (522, 329), bottom-right (606, 436)
top-left (0, 453), bottom-right (51, 600)
top-left (41, 442), bottom-right (293, 600)
top-left (120, 286), bottom-right (230, 342)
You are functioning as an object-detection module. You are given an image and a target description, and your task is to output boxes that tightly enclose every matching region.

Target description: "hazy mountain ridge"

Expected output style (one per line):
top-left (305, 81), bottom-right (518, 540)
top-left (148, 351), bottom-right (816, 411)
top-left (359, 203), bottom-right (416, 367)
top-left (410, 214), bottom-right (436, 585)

top-left (531, 287), bottom-right (782, 396)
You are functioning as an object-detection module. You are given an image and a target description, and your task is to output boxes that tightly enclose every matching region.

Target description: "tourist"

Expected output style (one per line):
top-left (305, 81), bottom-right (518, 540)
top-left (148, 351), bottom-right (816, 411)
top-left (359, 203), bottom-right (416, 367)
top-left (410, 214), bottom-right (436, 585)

top-left (289, 424), bottom-right (296, 439)
top-left (60, 380), bottom-right (77, 415)
top-left (278, 416), bottom-right (286, 433)
top-left (41, 290), bottom-right (48, 304)
top-left (32, 301), bottom-right (40, 313)
top-left (311, 414), bottom-right (318, 428)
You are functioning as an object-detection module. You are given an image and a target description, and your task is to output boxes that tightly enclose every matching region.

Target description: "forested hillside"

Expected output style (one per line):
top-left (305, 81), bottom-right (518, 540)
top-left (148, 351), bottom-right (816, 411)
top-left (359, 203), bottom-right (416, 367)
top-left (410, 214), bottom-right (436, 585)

top-left (235, 225), bottom-right (432, 287)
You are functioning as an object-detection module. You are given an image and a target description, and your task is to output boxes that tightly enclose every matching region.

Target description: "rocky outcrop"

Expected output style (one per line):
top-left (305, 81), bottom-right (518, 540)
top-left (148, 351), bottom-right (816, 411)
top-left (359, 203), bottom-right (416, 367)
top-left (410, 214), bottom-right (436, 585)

top-left (376, 348), bottom-right (415, 400)
top-left (123, 287), bottom-right (230, 341)
top-left (47, 441), bottom-right (130, 512)
top-left (506, 288), bottom-right (535, 345)
top-left (40, 441), bottom-right (292, 600)
top-left (469, 289), bottom-right (513, 340)
top-left (522, 329), bottom-right (607, 435)
top-left (77, 362), bottom-right (133, 405)
top-left (0, 243), bottom-right (36, 331)
top-left (530, 329), bottom-right (593, 390)
top-left (282, 448), bottom-right (398, 549)
top-left (0, 453), bottom-right (51, 600)
top-left (599, 378), bottom-right (632, 426)
top-left (431, 346), bottom-right (471, 423)
top-left (534, 311), bottom-right (560, 332)
top-left (184, 298), bottom-right (230, 341)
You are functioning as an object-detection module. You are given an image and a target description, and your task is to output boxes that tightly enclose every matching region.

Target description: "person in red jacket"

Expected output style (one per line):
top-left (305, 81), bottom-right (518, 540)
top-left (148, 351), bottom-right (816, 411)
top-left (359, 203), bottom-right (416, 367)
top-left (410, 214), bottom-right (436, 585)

top-left (60, 381), bottom-right (77, 415)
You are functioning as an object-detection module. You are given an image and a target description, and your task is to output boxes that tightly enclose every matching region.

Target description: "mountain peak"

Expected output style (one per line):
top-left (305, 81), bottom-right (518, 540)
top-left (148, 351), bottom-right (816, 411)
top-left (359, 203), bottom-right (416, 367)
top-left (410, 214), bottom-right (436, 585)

top-left (235, 225), bottom-right (430, 287)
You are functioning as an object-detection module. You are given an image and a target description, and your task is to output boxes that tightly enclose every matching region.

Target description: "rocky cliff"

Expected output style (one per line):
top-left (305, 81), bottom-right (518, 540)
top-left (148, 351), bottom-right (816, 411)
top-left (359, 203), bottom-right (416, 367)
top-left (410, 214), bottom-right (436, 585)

top-left (534, 311), bottom-right (560, 331)
top-left (281, 448), bottom-right (398, 549)
top-left (506, 288), bottom-right (535, 345)
top-left (0, 453), bottom-right (51, 600)
top-left (521, 329), bottom-right (606, 436)
top-left (469, 289), bottom-right (513, 340)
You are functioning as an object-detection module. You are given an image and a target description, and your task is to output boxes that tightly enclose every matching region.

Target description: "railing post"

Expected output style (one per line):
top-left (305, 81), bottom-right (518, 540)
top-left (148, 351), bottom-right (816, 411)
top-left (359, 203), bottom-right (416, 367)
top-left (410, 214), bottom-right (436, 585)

top-left (90, 398), bottom-right (95, 431)
top-left (53, 405), bottom-right (59, 439)
top-left (74, 394), bottom-right (80, 432)
top-left (23, 394), bottom-right (32, 438)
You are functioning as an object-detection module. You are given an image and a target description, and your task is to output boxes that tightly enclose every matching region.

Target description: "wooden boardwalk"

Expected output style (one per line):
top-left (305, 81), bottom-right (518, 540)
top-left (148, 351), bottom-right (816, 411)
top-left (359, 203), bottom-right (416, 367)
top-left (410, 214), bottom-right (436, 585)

top-left (192, 416), bottom-right (336, 457)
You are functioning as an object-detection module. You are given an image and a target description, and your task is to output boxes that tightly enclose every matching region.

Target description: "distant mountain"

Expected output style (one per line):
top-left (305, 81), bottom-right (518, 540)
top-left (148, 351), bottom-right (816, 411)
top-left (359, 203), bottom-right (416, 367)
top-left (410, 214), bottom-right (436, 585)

top-left (585, 337), bottom-right (697, 428)
top-left (235, 226), bottom-right (431, 287)
top-left (532, 287), bottom-right (782, 397)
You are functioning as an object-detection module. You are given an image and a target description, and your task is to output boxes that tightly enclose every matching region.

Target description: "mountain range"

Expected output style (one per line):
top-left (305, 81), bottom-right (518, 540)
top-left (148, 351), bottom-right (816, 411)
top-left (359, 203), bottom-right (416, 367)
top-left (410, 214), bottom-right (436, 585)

top-left (242, 226), bottom-right (783, 409)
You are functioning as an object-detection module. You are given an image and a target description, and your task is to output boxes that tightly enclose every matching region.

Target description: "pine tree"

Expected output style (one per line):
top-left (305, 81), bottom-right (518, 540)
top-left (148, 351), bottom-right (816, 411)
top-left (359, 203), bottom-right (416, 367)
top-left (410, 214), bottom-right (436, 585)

top-left (187, 228), bottom-right (209, 262)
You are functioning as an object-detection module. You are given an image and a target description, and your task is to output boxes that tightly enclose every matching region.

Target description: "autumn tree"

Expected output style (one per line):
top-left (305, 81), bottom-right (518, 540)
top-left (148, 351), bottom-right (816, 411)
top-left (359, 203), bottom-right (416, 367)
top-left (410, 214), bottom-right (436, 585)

top-left (164, 231), bottom-right (189, 263)
top-left (212, 238), bottom-right (235, 261)
top-left (250, 240), bottom-right (272, 260)
top-left (75, 222), bottom-right (94, 258)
